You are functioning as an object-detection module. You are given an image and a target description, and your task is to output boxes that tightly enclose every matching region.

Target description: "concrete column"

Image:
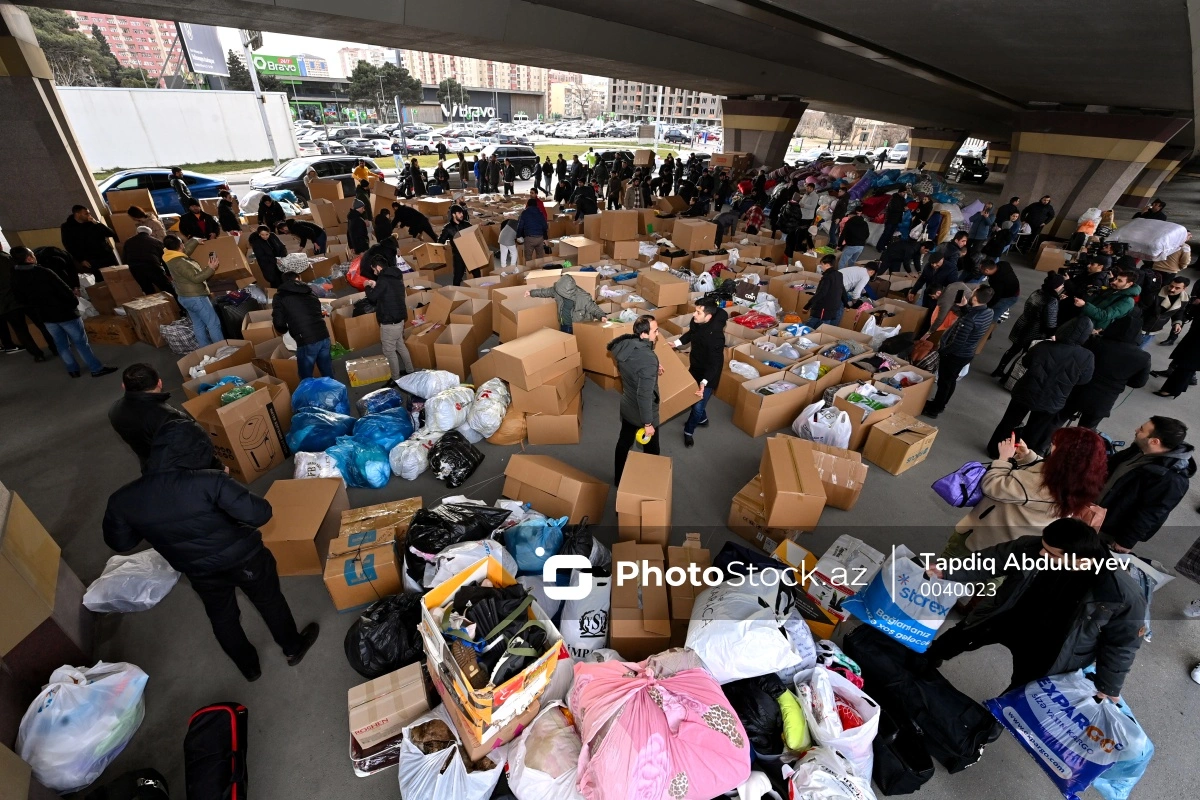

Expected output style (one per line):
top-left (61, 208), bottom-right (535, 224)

top-left (721, 98), bottom-right (808, 169)
top-left (1002, 111), bottom-right (1188, 238)
top-left (985, 141), bottom-right (1011, 174)
top-left (1116, 145), bottom-right (1191, 208)
top-left (906, 127), bottom-right (968, 174)
top-left (0, 3), bottom-right (105, 250)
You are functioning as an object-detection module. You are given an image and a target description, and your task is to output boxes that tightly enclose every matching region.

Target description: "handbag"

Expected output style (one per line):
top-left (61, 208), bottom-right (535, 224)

top-left (931, 461), bottom-right (987, 507)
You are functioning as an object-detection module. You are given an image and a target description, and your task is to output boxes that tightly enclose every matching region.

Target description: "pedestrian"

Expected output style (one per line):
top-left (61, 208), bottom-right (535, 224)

top-left (607, 315), bottom-right (663, 483)
top-left (874, 149), bottom-right (887, 170)
top-left (908, 253), bottom-right (959, 334)
top-left (516, 197), bottom-right (549, 263)
top-left (995, 196), bottom-right (1020, 226)
top-left (436, 139), bottom-right (448, 162)
top-left (276, 219), bottom-right (327, 255)
top-left (391, 139), bottom-right (403, 167)
top-left (827, 187), bottom-right (850, 240)
top-left (1055, 312), bottom-right (1150, 430)
top-left (346, 199), bottom-right (370, 255)
top-left (272, 270), bottom-right (332, 379)
top-left (364, 259), bottom-right (414, 381)
top-left (607, 170), bottom-right (624, 210)
top-left (1021, 194), bottom-right (1056, 243)
top-left (161, 235), bottom-right (224, 346)
top-left (777, 197), bottom-right (806, 259)
top-left (940, 231), bottom-right (969, 274)
top-left (410, 158), bottom-right (427, 197)
top-left (355, 179), bottom-right (373, 214)
top-left (875, 190), bottom-right (907, 249)
top-left (585, 147), bottom-right (598, 177)
top-left (671, 299), bottom-right (726, 448)
top-left (1152, 308), bottom-right (1200, 396)
top-left (121, 226), bottom-right (175, 296)
top-left (9, 246), bottom-right (116, 378)
top-left (992, 272), bottom-right (1064, 377)
top-left (926, 518), bottom-right (1144, 700)
top-left (594, 156), bottom-right (609, 199)
top-left (1139, 276), bottom-right (1189, 348)
top-left (1151, 232), bottom-right (1191, 277)
top-left (0, 248), bottom-right (53, 361)
top-left (1132, 199), bottom-right (1167, 221)
top-left (178, 200), bottom-right (221, 241)
top-left (497, 219), bottom-right (518, 271)
top-left (248, 226), bottom-right (287, 289)
top-left (555, 153), bottom-right (567, 186)
top-left (840, 261), bottom-right (880, 301)
top-left (529, 187), bottom-right (547, 220)
top-left (439, 204), bottom-right (479, 285)
top-left (711, 206), bottom-right (739, 249)
top-left (920, 285), bottom-right (995, 419)
top-left (837, 208), bottom-right (870, 268)
top-left (103, 419), bottom-right (320, 681)
top-left (1159, 288), bottom-right (1200, 347)
top-left (1072, 269), bottom-right (1140, 331)
top-left (503, 159), bottom-right (516, 196)
top-left (574, 175), bottom-right (599, 219)
top-left (216, 191), bottom-right (241, 237)
top-left (1098, 416), bottom-right (1195, 551)
top-left (457, 153), bottom-right (469, 190)
top-left (60, 205), bottom-right (118, 280)
top-left (391, 203), bottom-right (437, 241)
top-left (967, 202), bottom-right (995, 256)
top-left (473, 156), bottom-right (483, 191)
top-left (622, 176), bottom-right (644, 211)
top-left (978, 258), bottom-right (1020, 321)
top-left (487, 156), bottom-right (501, 196)
top-left (526, 274), bottom-right (607, 334)
top-left (109, 363), bottom-right (213, 472)
top-left (802, 255), bottom-right (845, 328)
top-left (541, 157), bottom-right (554, 194)
top-left (169, 167), bottom-right (193, 208)
top-left (554, 179), bottom-right (573, 205)
top-left (431, 162), bottom-right (449, 194)
top-left (126, 205), bottom-right (166, 240)
top-left (986, 315), bottom-right (1094, 456)
top-left (374, 206), bottom-right (395, 242)
top-left (569, 155), bottom-right (583, 183)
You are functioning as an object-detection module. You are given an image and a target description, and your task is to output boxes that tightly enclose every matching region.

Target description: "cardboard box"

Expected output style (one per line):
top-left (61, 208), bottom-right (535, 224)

top-left (93, 265), bottom-right (140, 303)
top-left (760, 437), bottom-right (827, 530)
top-left (120, 292), bottom-right (179, 347)
top-left (105, 187), bottom-right (156, 214)
top-left (871, 299), bottom-right (927, 334)
top-left (610, 541), bottom-right (671, 660)
top-left (181, 361), bottom-right (266, 400)
top-left (453, 225), bottom-right (493, 270)
top-left (259, 478), bottom-right (349, 576)
top-left (573, 319), bottom-right (632, 376)
top-left (586, 370), bottom-right (622, 391)
top-left (190, 235), bottom-right (253, 281)
top-left (404, 322), bottom-right (444, 371)
top-left (599, 209), bottom-right (639, 241)
top-left (448, 297), bottom-right (492, 344)
top-left (324, 539), bottom-right (403, 611)
top-left (497, 295), bottom-right (559, 343)
top-left (251, 337), bottom-right (315, 392)
top-left (1035, 242), bottom-right (1070, 272)
top-left (309, 178), bottom-right (344, 202)
top-left (810, 535), bottom-right (886, 619)
top-left (603, 239), bottom-right (640, 260)
top-left (0, 492), bottom-right (62, 654)
top-left (425, 288), bottom-right (470, 325)
top-left (410, 242), bottom-right (449, 269)
top-left (726, 475), bottom-right (792, 555)
top-left (348, 663), bottom-right (430, 749)
top-left (429, 663), bottom-right (540, 762)
top-left (636, 270), bottom-right (691, 308)
top-left (433, 323), bottom-right (479, 381)
top-left (489, 285), bottom-right (531, 334)
top-left (710, 151), bottom-right (752, 170)
top-left (875, 365), bottom-right (935, 417)
top-left (335, 498), bottom-right (423, 552)
top-left (633, 149), bottom-right (655, 166)
top-left (556, 236), bottom-right (603, 266)
top-left (863, 413), bottom-right (939, 475)
top-left (832, 381), bottom-right (904, 451)
top-left (330, 293), bottom-right (381, 350)
top-left (83, 314), bottom-right (138, 346)
top-left (668, 533), bottom-right (710, 646)
top-left (239, 309), bottom-right (277, 346)
top-left (176, 338), bottom-right (254, 379)
top-left (501, 454), bottom-right (609, 524)
top-left (807, 441), bottom-right (869, 510)
top-left (510, 361), bottom-right (584, 415)
top-left (525, 393), bottom-right (583, 445)
top-left (182, 376), bottom-right (292, 483)
top-left (85, 282), bottom-right (116, 316)
top-left (345, 354), bottom-right (391, 387)
top-left (616, 452), bottom-right (673, 546)
top-left (733, 371), bottom-right (812, 437)
top-left (523, 268), bottom-right (564, 290)
top-left (490, 328), bottom-right (580, 391)
top-left (671, 219), bottom-right (717, 252)
top-left (653, 196), bottom-right (688, 215)
top-left (656, 343), bottom-right (700, 422)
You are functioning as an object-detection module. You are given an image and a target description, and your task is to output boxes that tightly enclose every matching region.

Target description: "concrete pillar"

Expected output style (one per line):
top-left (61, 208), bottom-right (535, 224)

top-left (1002, 111), bottom-right (1188, 238)
top-left (906, 127), bottom-right (968, 175)
top-left (985, 141), bottom-right (1011, 174)
top-left (0, 3), bottom-right (105, 250)
top-left (1116, 145), bottom-right (1191, 208)
top-left (721, 98), bottom-right (808, 169)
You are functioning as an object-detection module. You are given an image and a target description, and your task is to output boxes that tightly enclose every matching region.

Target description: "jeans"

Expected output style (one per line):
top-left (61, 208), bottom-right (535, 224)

top-left (379, 322), bottom-right (414, 379)
top-left (805, 307), bottom-right (844, 329)
top-left (45, 318), bottom-right (104, 374)
top-left (1139, 332), bottom-right (1156, 349)
top-left (188, 548), bottom-right (303, 677)
top-left (989, 294), bottom-right (1020, 322)
top-left (560, 323), bottom-right (574, 334)
top-left (839, 245), bottom-right (864, 268)
top-left (926, 353), bottom-right (973, 413)
top-left (615, 417), bottom-right (660, 484)
top-left (683, 384), bottom-right (713, 435)
top-left (313, 231), bottom-right (328, 255)
top-left (296, 338), bottom-right (333, 379)
top-left (500, 244), bottom-right (518, 269)
top-left (178, 294), bottom-right (224, 347)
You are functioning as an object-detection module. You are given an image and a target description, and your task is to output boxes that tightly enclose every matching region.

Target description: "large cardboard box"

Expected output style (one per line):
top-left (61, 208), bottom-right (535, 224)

top-left (309, 178), bottom-right (344, 203)
top-left (335, 498), bottom-right (423, 552)
top-left (656, 343), bottom-right (700, 422)
top-left (259, 478), bottom-right (349, 576)
top-left (121, 293), bottom-right (179, 347)
top-left (599, 209), bottom-right (639, 241)
top-left (490, 328), bottom-right (580, 391)
top-left (832, 382), bottom-right (904, 451)
top-left (610, 541), bottom-right (671, 661)
top-left (251, 338), bottom-right (315, 392)
top-left (760, 437), bottom-right (827, 530)
top-left (526, 393), bottom-right (583, 445)
top-left (98, 264), bottom-right (142, 301)
top-left (453, 225), bottom-right (493, 270)
top-left (425, 288), bottom-right (469, 325)
top-left (83, 314), bottom-right (138, 346)
top-left (176, 338), bottom-right (254, 379)
top-left (497, 296), bottom-right (558, 343)
top-left (668, 533), bottom-right (710, 646)
top-left (807, 441), bottom-right (869, 510)
top-left (863, 413), bottom-right (939, 475)
top-left (0, 493), bottom-right (61, 655)
top-left (348, 663), bottom-right (430, 749)
top-left (181, 362), bottom-right (266, 400)
top-left (733, 371), bottom-right (813, 438)
top-left (671, 219), bottom-right (717, 252)
top-left (410, 242), bottom-right (449, 269)
top-left (556, 236), bottom-right (602, 266)
top-left (433, 323), bottom-right (480, 381)
top-left (875, 365), bottom-right (935, 417)
top-left (404, 322), bottom-right (444, 371)
top-left (190, 235), bottom-right (253, 281)
top-left (573, 319), bottom-right (632, 376)
top-left (653, 196), bottom-right (688, 215)
top-left (501, 454), bottom-right (609, 524)
top-left (710, 151), bottom-right (752, 170)
top-left (85, 282), bottom-right (116, 316)
top-left (616, 452), bottom-right (673, 546)
top-left (604, 239), bottom-right (641, 260)
top-left (182, 376), bottom-right (292, 483)
top-left (324, 538), bottom-right (403, 611)
top-left (1035, 242), bottom-right (1070, 272)
top-left (523, 268), bottom-right (564, 290)
top-left (105, 187), bottom-right (156, 214)
top-left (448, 297), bottom-right (491, 344)
top-left (727, 475), bottom-right (792, 555)
top-left (239, 309), bottom-right (277, 346)
top-left (632, 149), bottom-right (655, 166)
top-left (429, 662), bottom-right (540, 761)
top-left (636, 270), bottom-right (691, 307)
top-left (330, 293), bottom-right (381, 350)
top-left (510, 360), bottom-right (584, 415)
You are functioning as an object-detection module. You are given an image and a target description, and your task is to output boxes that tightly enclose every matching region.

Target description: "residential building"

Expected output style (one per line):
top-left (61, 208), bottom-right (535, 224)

top-left (399, 50), bottom-right (557, 93)
top-left (550, 81), bottom-right (606, 118)
top-left (337, 45), bottom-right (390, 77)
top-left (66, 11), bottom-right (176, 77)
top-left (608, 79), bottom-right (723, 126)
top-left (297, 53), bottom-right (330, 78)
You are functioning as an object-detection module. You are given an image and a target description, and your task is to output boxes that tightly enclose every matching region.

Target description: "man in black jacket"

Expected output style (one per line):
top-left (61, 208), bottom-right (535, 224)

top-left (122, 227), bottom-right (175, 296)
top-left (922, 285), bottom-right (994, 419)
top-left (1021, 195), bottom-right (1056, 241)
top-left (216, 191), bottom-right (241, 235)
top-left (178, 200), bottom-right (220, 240)
top-left (672, 300), bottom-right (726, 448)
top-left (364, 261), bottom-right (414, 380)
top-left (876, 190), bottom-right (908, 249)
top-left (572, 176), bottom-right (598, 219)
top-left (391, 202), bottom-right (437, 241)
top-left (995, 196), bottom-right (1020, 226)
top-left (169, 167), bottom-right (193, 208)
top-left (438, 204), bottom-right (479, 285)
top-left (272, 271), bottom-right (332, 379)
top-left (503, 159), bottom-right (516, 196)
top-left (276, 219), bottom-right (327, 255)
top-left (837, 208), bottom-right (871, 268)
top-left (103, 419), bottom-right (318, 680)
top-left (345, 200), bottom-right (370, 255)
top-left (979, 258), bottom-right (1020, 321)
top-left (803, 255), bottom-right (846, 328)
top-left (60, 205), bottom-right (118, 280)
top-left (109, 363), bottom-right (217, 471)
top-left (1099, 416), bottom-right (1195, 551)
top-left (608, 315), bottom-right (662, 483)
top-left (1132, 199), bottom-right (1167, 221)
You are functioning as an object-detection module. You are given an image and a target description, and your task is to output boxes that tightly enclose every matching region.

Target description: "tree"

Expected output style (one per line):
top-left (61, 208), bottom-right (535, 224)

top-left (23, 7), bottom-right (109, 86)
top-left (90, 24), bottom-right (118, 85)
top-left (226, 50), bottom-right (281, 92)
top-left (437, 77), bottom-right (467, 112)
top-left (824, 113), bottom-right (856, 145)
top-left (350, 60), bottom-right (421, 123)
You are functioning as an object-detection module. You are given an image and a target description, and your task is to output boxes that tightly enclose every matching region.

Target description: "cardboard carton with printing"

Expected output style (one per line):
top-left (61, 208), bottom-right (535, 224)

top-left (324, 537), bottom-right (403, 611)
top-left (335, 498), bottom-right (423, 553)
top-left (181, 375), bottom-right (292, 483)
top-left (345, 355), bottom-right (391, 387)
top-left (667, 533), bottom-right (710, 646)
top-left (615, 451), bottom-right (673, 546)
top-left (348, 663), bottom-right (431, 750)
top-left (259, 478), bottom-right (349, 576)
top-left (863, 412), bottom-right (939, 475)
top-left (610, 541), bottom-right (671, 661)
top-left (429, 660), bottom-right (540, 761)
top-left (501, 454), bottom-right (609, 523)
top-left (759, 436), bottom-right (827, 530)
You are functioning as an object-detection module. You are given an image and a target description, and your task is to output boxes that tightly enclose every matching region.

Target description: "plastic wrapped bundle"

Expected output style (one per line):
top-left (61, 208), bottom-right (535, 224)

top-left (292, 376), bottom-right (350, 414)
top-left (293, 451), bottom-right (342, 479)
top-left (396, 369), bottom-right (460, 399)
top-left (455, 422), bottom-right (484, 443)
top-left (219, 385), bottom-right (256, 405)
top-left (389, 429), bottom-right (443, 481)
top-left (286, 408), bottom-right (356, 452)
top-left (467, 378), bottom-right (511, 437)
top-left (327, 436), bottom-right (391, 489)
top-left (425, 385), bottom-right (475, 432)
top-left (487, 407), bottom-right (527, 445)
top-left (356, 386), bottom-right (404, 416)
top-left (353, 408), bottom-right (415, 451)
top-left (428, 430), bottom-right (484, 488)
top-left (82, 550), bottom-right (180, 613)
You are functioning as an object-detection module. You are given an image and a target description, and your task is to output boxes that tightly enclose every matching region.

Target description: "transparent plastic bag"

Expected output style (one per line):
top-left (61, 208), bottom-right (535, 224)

top-left (294, 451), bottom-right (342, 480)
top-left (356, 386), bottom-right (404, 415)
top-left (82, 550), bottom-right (180, 613)
top-left (430, 539), bottom-right (519, 588)
top-left (327, 436), bottom-right (391, 489)
top-left (508, 704), bottom-right (585, 800)
top-left (17, 662), bottom-right (149, 793)
top-left (291, 376), bottom-right (350, 414)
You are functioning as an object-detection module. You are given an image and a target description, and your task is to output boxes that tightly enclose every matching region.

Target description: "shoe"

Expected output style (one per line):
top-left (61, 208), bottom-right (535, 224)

top-left (68, 370), bottom-right (80, 378)
top-left (1160, 339), bottom-right (1176, 346)
top-left (1152, 390), bottom-right (1178, 398)
top-left (697, 417), bottom-right (710, 428)
top-left (989, 369), bottom-right (1005, 378)
top-left (286, 623), bottom-right (320, 666)
top-left (1184, 599), bottom-right (1200, 619)
top-left (684, 433), bottom-right (694, 448)
top-left (243, 665), bottom-right (262, 682)
top-left (921, 404), bottom-right (940, 419)
top-left (90, 366), bottom-right (118, 377)
top-left (1192, 664), bottom-right (1200, 686)
top-left (1, 346), bottom-right (22, 355)
top-left (1150, 370), bottom-right (1170, 378)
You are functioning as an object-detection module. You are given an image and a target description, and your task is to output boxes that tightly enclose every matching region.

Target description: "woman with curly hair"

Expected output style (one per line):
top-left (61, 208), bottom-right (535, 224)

top-left (941, 426), bottom-right (1109, 559)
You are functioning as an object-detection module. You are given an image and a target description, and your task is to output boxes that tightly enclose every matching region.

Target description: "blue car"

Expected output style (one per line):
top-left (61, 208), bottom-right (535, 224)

top-left (98, 169), bottom-right (229, 216)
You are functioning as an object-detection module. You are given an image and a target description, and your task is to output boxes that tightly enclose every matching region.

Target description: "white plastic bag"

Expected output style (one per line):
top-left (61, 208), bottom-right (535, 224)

top-left (694, 271), bottom-right (715, 293)
top-left (792, 400), bottom-right (852, 449)
top-left (430, 539), bottom-right (519, 587)
top-left (729, 360), bottom-right (760, 379)
top-left (389, 432), bottom-right (438, 480)
top-left (83, 551), bottom-right (180, 613)
top-left (17, 662), bottom-right (149, 792)
top-left (468, 378), bottom-right (511, 437)
top-left (425, 385), bottom-right (475, 431)
top-left (685, 581), bottom-right (805, 684)
top-left (397, 706), bottom-right (507, 800)
top-left (77, 297), bottom-right (99, 319)
top-left (788, 746), bottom-right (878, 800)
top-left (1110, 218), bottom-right (1190, 261)
top-left (559, 572), bottom-right (611, 660)
top-left (507, 704), bottom-right (585, 800)
top-left (396, 369), bottom-right (460, 399)
top-left (860, 316), bottom-right (901, 351)
top-left (293, 451), bottom-right (342, 480)
top-left (799, 668), bottom-right (880, 782)
top-left (455, 421), bottom-right (484, 443)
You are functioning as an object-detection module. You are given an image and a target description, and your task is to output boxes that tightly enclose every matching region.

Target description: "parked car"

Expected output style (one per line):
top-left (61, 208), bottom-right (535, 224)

top-left (317, 140), bottom-right (347, 155)
top-left (296, 141), bottom-right (320, 157)
top-left (99, 169), bottom-right (229, 216)
top-left (947, 156), bottom-right (990, 183)
top-left (478, 144), bottom-right (539, 180)
top-left (663, 129), bottom-right (690, 144)
top-left (249, 156), bottom-right (384, 201)
top-left (596, 149), bottom-right (636, 171)
top-left (445, 137), bottom-right (481, 153)
top-left (887, 143), bottom-right (909, 163)
top-left (343, 138), bottom-right (392, 157)
top-left (397, 133), bottom-right (446, 155)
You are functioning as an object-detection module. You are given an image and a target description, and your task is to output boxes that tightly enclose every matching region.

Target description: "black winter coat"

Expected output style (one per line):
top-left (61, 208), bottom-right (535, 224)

top-left (1169, 321), bottom-right (1200, 371)
top-left (438, 218), bottom-right (474, 273)
top-left (249, 233), bottom-right (287, 287)
top-left (938, 303), bottom-right (994, 358)
top-left (1102, 444), bottom-right (1196, 547)
top-left (217, 199), bottom-right (240, 233)
top-left (573, 184), bottom-right (598, 218)
top-left (985, 260), bottom-right (1020, 302)
top-left (179, 211), bottom-right (220, 240)
top-left (1022, 201), bottom-right (1056, 228)
top-left (109, 390), bottom-right (220, 472)
top-left (257, 199), bottom-right (286, 229)
top-left (272, 280), bottom-right (329, 345)
top-left (374, 211), bottom-right (395, 242)
top-left (288, 220), bottom-right (325, 249)
top-left (679, 307), bottom-right (727, 389)
top-left (103, 420), bottom-right (272, 576)
top-left (346, 209), bottom-right (370, 254)
top-left (884, 193), bottom-right (907, 225)
top-left (60, 216), bottom-right (118, 267)
top-left (1011, 317), bottom-right (1094, 411)
top-left (11, 263), bottom-right (78, 323)
top-left (33, 246), bottom-right (80, 290)
top-left (121, 232), bottom-right (166, 274)
top-left (393, 205), bottom-right (435, 238)
top-left (360, 240), bottom-right (398, 283)
top-left (838, 216), bottom-right (870, 248)
top-left (364, 263), bottom-right (408, 325)
top-left (1064, 336), bottom-right (1150, 421)
top-left (804, 268), bottom-right (845, 322)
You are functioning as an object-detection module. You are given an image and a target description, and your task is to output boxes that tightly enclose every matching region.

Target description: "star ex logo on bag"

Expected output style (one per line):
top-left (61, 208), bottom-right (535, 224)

top-left (542, 553), bottom-right (593, 601)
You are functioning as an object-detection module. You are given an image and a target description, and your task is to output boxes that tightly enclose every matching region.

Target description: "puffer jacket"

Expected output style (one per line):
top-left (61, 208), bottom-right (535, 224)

top-left (364, 262), bottom-right (408, 326)
top-left (938, 303), bottom-right (994, 358)
top-left (777, 201), bottom-right (805, 235)
top-left (1081, 284), bottom-right (1139, 330)
top-left (1101, 443), bottom-right (1196, 547)
top-left (271, 279), bottom-right (329, 345)
top-left (530, 275), bottom-right (605, 324)
top-left (1009, 288), bottom-right (1058, 345)
top-left (607, 334), bottom-right (660, 427)
top-left (804, 266), bottom-right (845, 322)
top-left (1012, 316), bottom-right (1094, 411)
top-left (346, 208), bottom-right (370, 254)
top-left (108, 389), bottom-right (221, 472)
top-left (515, 206), bottom-right (549, 239)
top-left (103, 419), bottom-right (272, 576)
top-left (1065, 318), bottom-right (1150, 422)
top-left (942, 536), bottom-right (1145, 697)
top-left (679, 306), bottom-right (727, 388)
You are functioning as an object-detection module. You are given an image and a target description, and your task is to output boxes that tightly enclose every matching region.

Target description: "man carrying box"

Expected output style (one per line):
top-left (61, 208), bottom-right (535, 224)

top-left (438, 204), bottom-right (480, 286)
top-left (608, 315), bottom-right (663, 482)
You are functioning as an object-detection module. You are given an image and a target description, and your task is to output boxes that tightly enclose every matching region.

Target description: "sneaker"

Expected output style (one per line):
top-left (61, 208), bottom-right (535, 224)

top-left (90, 366), bottom-right (118, 377)
top-left (286, 623), bottom-right (320, 666)
top-left (1192, 664), bottom-right (1200, 686)
top-left (697, 417), bottom-right (710, 428)
top-left (684, 433), bottom-right (694, 448)
top-left (1184, 599), bottom-right (1200, 618)
top-left (1, 346), bottom-right (22, 355)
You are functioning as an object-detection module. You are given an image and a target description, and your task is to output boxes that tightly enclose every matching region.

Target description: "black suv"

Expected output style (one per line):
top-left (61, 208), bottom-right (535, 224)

top-left (947, 156), bottom-right (989, 183)
top-left (663, 129), bottom-right (690, 144)
top-left (479, 144), bottom-right (539, 180)
top-left (249, 156), bottom-right (383, 201)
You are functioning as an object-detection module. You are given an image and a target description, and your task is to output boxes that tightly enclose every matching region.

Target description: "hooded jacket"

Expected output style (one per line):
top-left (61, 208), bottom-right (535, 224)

top-left (108, 390), bottom-right (219, 472)
top-left (103, 420), bottom-right (272, 576)
top-left (163, 240), bottom-right (215, 297)
top-left (516, 206), bottom-right (549, 239)
top-left (438, 207), bottom-right (474, 273)
top-left (346, 207), bottom-right (370, 254)
top-left (529, 275), bottom-right (605, 324)
top-left (804, 266), bottom-right (845, 322)
top-left (1101, 443), bottom-right (1196, 548)
top-left (217, 198), bottom-right (240, 233)
top-left (11, 262), bottom-right (79, 323)
top-left (120, 232), bottom-right (167, 276)
top-left (272, 278), bottom-right (329, 346)
top-left (838, 215), bottom-right (870, 248)
top-left (1065, 315), bottom-right (1150, 422)
top-left (256, 197), bottom-right (286, 229)
top-left (1012, 316), bottom-right (1095, 411)
top-left (607, 333), bottom-right (660, 427)
top-left (1081, 284), bottom-right (1140, 330)
top-left (60, 215), bottom-right (118, 267)
top-left (985, 260), bottom-right (1020, 302)
top-left (942, 536), bottom-right (1145, 697)
top-left (777, 201), bottom-right (805, 235)
top-left (249, 232), bottom-right (287, 287)
top-left (938, 302), bottom-right (994, 358)
top-left (364, 262), bottom-right (408, 326)
top-left (679, 306), bottom-right (727, 388)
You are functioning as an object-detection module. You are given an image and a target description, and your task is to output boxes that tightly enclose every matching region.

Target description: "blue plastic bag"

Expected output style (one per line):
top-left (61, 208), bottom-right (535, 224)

top-left (1093, 696), bottom-right (1153, 800)
top-left (352, 408), bottom-right (415, 452)
top-left (292, 376), bottom-right (350, 415)
top-left (286, 408), bottom-right (356, 453)
top-left (504, 516), bottom-right (568, 575)
top-left (327, 436), bottom-right (391, 489)
top-left (356, 386), bottom-right (404, 416)
top-left (842, 545), bottom-right (956, 653)
top-left (196, 375), bottom-right (246, 394)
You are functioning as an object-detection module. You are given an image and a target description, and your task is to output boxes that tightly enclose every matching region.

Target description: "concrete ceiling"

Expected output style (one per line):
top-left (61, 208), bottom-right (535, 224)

top-left (36, 0), bottom-right (1197, 142)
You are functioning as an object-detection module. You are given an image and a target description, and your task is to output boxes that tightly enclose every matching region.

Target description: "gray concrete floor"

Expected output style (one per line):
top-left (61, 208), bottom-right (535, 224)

top-left (3, 176), bottom-right (1199, 799)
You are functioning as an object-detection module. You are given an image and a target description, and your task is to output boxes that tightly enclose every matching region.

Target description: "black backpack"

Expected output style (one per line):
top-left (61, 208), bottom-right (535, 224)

top-left (185, 702), bottom-right (248, 800)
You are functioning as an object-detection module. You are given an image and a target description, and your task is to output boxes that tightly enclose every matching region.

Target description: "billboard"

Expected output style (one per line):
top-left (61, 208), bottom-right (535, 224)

top-left (175, 22), bottom-right (228, 77)
top-left (252, 54), bottom-right (302, 77)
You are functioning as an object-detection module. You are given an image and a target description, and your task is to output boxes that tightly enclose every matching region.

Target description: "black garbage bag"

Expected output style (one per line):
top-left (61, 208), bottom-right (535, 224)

top-left (352, 297), bottom-right (377, 317)
top-left (212, 295), bottom-right (262, 340)
top-left (722, 675), bottom-right (786, 755)
top-left (344, 593), bottom-right (426, 678)
top-left (404, 505), bottom-right (512, 587)
top-left (428, 430), bottom-right (484, 488)
top-left (555, 517), bottom-right (611, 579)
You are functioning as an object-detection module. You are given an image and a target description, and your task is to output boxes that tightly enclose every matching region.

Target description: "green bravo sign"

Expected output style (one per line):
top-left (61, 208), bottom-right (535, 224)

top-left (252, 54), bottom-right (300, 75)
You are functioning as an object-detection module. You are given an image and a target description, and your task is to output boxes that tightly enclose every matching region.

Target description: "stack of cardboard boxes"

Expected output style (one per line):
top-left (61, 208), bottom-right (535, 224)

top-left (490, 329), bottom-right (583, 444)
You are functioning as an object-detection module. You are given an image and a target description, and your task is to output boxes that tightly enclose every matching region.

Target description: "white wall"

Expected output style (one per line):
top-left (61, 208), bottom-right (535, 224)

top-left (56, 87), bottom-right (299, 171)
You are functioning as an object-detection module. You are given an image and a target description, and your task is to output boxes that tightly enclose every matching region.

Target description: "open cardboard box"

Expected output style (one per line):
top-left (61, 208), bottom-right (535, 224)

top-left (190, 235), bottom-right (253, 281)
top-left (805, 439), bottom-right (869, 510)
top-left (330, 293), bottom-right (381, 350)
top-left (509, 359), bottom-right (584, 415)
top-left (733, 370), bottom-right (813, 438)
top-left (501, 454), bottom-right (608, 523)
top-left (610, 541), bottom-right (671, 661)
top-left (760, 436), bottom-right (827, 530)
top-left (260, 478), bottom-right (349, 576)
top-left (251, 337), bottom-right (315, 392)
top-left (616, 451), bottom-right (673, 546)
top-left (181, 373), bottom-right (292, 483)
top-left (832, 381), bottom-right (905, 451)
top-left (497, 295), bottom-right (558, 343)
top-left (525, 393), bottom-right (583, 445)
top-left (863, 412), bottom-right (939, 475)
top-left (668, 533), bottom-right (710, 646)
top-left (490, 328), bottom-right (580, 391)
top-left (239, 309), bottom-right (277, 346)
top-left (433, 323), bottom-right (480, 381)
top-left (176, 338), bottom-right (254, 379)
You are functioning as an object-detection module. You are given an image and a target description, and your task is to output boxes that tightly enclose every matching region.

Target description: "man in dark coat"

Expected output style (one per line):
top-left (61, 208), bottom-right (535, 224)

top-left (673, 299), bottom-right (726, 448)
top-left (1098, 416), bottom-right (1195, 550)
top-left (608, 315), bottom-right (662, 483)
top-left (178, 200), bottom-right (220, 240)
top-left (572, 176), bottom-right (598, 219)
top-left (345, 200), bottom-right (370, 254)
top-left (60, 205), bottom-right (118, 280)
top-left (273, 270), bottom-right (333, 379)
top-left (555, 153), bottom-right (567, 185)
top-left (803, 255), bottom-right (846, 328)
top-left (248, 225), bottom-right (287, 288)
top-left (438, 204), bottom-right (479, 285)
top-left (216, 191), bottom-right (241, 234)
top-left (391, 202), bottom-right (437, 241)
top-left (1021, 195), bottom-right (1056, 241)
top-left (374, 207), bottom-right (395, 242)
top-left (109, 363), bottom-right (220, 471)
top-left (277, 219), bottom-right (327, 255)
top-left (364, 260), bottom-right (413, 380)
top-left (1132, 199), bottom-right (1167, 221)
top-left (488, 155), bottom-right (502, 193)
top-left (876, 190), bottom-right (908, 249)
top-left (922, 286), bottom-right (996, 419)
top-left (102, 419), bottom-right (319, 680)
top-left (1153, 313), bottom-right (1200, 396)
top-left (121, 226), bottom-right (174, 296)
top-left (1055, 312), bottom-right (1150, 430)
